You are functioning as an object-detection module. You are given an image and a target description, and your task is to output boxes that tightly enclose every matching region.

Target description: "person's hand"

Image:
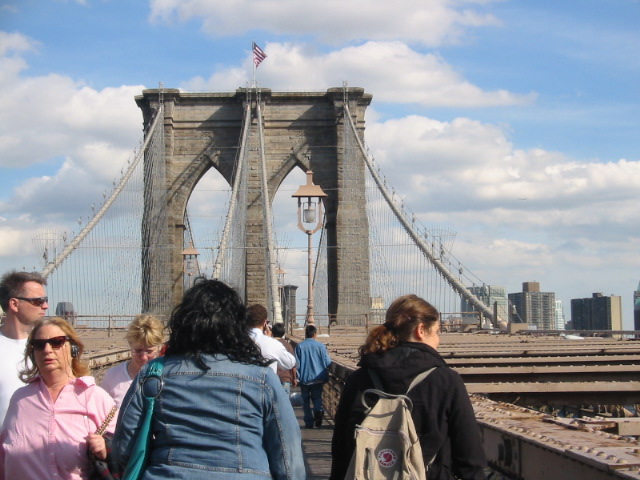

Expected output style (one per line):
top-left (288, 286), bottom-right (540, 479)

top-left (86, 433), bottom-right (107, 460)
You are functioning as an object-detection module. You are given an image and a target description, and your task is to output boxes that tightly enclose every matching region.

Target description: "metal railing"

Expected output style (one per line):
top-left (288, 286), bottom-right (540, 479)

top-left (67, 315), bottom-right (168, 337)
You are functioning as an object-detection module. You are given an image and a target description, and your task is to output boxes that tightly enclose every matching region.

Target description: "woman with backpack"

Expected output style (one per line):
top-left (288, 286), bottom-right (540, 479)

top-left (330, 294), bottom-right (487, 480)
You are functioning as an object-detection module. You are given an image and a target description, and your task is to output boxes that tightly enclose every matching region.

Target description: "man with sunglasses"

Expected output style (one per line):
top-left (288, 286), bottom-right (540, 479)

top-left (0, 270), bottom-right (48, 424)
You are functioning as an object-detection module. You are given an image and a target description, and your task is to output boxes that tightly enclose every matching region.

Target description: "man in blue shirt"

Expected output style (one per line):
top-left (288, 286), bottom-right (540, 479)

top-left (295, 325), bottom-right (332, 428)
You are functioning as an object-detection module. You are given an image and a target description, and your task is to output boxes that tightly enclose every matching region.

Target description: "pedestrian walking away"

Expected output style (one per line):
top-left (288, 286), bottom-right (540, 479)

top-left (247, 304), bottom-right (296, 374)
top-left (272, 322), bottom-right (298, 396)
top-left (330, 294), bottom-right (487, 480)
top-left (113, 278), bottom-right (305, 479)
top-left (295, 325), bottom-right (332, 429)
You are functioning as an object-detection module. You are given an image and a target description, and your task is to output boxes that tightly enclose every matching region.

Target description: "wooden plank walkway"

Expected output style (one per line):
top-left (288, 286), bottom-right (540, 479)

top-left (293, 399), bottom-right (334, 479)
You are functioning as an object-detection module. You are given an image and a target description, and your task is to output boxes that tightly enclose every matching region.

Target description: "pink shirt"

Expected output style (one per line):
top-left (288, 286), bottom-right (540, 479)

top-left (0, 376), bottom-right (116, 480)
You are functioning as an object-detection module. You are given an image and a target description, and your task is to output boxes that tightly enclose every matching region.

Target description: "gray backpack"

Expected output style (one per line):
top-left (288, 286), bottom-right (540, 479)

top-left (344, 368), bottom-right (437, 480)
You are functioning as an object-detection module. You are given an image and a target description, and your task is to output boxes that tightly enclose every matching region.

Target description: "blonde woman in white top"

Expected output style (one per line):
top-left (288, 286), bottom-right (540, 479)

top-left (101, 314), bottom-right (165, 406)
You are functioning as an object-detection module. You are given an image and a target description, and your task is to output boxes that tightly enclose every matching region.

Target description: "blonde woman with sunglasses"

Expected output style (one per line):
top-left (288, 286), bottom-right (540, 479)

top-left (0, 317), bottom-right (117, 480)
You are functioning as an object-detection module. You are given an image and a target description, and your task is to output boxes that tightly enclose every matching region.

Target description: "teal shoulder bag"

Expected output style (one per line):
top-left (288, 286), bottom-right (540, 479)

top-left (123, 356), bottom-right (165, 480)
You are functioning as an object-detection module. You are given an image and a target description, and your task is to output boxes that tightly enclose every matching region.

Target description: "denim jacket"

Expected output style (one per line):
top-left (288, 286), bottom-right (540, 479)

top-left (113, 354), bottom-right (305, 479)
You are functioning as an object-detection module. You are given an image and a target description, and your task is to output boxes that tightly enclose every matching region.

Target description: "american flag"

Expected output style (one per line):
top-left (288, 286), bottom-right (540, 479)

top-left (253, 42), bottom-right (267, 67)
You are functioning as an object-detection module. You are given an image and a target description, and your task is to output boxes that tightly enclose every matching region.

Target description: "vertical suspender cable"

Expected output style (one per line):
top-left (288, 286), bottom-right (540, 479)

top-left (255, 100), bottom-right (283, 323)
top-left (213, 103), bottom-right (251, 280)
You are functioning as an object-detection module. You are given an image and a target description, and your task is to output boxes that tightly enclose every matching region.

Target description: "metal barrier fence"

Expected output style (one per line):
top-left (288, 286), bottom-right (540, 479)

top-left (288, 312), bottom-right (483, 335)
top-left (70, 315), bottom-right (168, 337)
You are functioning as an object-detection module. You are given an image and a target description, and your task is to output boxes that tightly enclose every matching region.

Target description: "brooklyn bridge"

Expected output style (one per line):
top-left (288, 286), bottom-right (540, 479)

top-left (31, 86), bottom-right (640, 479)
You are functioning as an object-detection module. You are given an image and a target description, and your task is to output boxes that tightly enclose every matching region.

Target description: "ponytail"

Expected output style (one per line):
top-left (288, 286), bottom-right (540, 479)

top-left (358, 294), bottom-right (440, 358)
top-left (358, 324), bottom-right (400, 356)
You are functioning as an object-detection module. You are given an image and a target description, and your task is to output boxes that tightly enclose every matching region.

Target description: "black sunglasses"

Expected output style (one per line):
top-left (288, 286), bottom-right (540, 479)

top-left (16, 296), bottom-right (48, 307)
top-left (30, 336), bottom-right (69, 351)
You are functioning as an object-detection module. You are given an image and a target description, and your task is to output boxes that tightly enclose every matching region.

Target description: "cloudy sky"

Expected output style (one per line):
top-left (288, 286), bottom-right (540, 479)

top-left (1, 0), bottom-right (639, 326)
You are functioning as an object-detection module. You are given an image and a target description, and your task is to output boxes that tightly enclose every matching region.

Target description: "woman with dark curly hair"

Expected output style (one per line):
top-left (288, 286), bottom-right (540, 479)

top-left (113, 278), bottom-right (305, 479)
top-left (330, 294), bottom-right (486, 480)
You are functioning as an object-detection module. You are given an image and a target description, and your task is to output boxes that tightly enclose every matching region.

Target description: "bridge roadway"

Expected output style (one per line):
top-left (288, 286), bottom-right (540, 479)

top-left (82, 327), bottom-right (640, 479)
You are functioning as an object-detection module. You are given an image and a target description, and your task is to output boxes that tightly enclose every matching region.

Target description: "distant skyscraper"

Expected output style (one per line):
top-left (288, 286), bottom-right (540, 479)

top-left (461, 285), bottom-right (508, 326)
top-left (570, 293), bottom-right (622, 331)
top-left (508, 282), bottom-right (556, 329)
top-left (554, 300), bottom-right (566, 330)
top-left (634, 281), bottom-right (640, 330)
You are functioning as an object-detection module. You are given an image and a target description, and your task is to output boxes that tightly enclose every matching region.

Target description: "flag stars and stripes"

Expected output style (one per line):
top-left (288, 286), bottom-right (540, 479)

top-left (253, 42), bottom-right (267, 67)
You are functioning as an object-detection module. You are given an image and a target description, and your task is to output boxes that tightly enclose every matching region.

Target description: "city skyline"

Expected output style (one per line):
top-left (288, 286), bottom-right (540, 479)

top-left (0, 1), bottom-right (638, 325)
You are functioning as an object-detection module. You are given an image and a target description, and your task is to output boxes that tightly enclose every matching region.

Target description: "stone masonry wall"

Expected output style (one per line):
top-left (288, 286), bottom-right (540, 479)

top-left (137, 88), bottom-right (373, 319)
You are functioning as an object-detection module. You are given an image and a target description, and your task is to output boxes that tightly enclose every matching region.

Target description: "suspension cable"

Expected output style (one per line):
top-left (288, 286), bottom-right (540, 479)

top-left (343, 103), bottom-right (500, 327)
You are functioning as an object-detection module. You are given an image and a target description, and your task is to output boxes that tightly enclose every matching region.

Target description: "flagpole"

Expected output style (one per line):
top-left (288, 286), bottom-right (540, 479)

top-left (252, 41), bottom-right (257, 89)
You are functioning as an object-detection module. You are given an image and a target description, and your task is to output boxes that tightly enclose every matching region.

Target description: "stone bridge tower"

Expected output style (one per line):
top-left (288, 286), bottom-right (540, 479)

top-left (136, 87), bottom-right (372, 320)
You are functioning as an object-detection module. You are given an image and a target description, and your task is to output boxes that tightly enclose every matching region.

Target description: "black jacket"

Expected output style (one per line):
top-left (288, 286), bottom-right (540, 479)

top-left (330, 342), bottom-right (487, 480)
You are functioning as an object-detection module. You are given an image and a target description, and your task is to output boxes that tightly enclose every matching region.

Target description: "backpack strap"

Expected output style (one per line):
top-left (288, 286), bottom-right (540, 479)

top-left (367, 367), bottom-right (437, 395)
top-left (406, 367), bottom-right (437, 395)
top-left (407, 366), bottom-right (438, 470)
top-left (367, 368), bottom-right (384, 390)
top-left (363, 367), bottom-right (436, 413)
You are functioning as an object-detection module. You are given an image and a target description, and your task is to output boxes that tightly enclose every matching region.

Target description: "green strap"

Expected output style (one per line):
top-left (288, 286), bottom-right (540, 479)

top-left (122, 356), bottom-right (165, 480)
top-left (145, 357), bottom-right (165, 386)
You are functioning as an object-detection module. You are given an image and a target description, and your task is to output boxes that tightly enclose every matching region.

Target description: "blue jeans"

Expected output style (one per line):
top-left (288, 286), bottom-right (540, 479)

top-left (281, 382), bottom-right (291, 396)
top-left (300, 383), bottom-right (324, 427)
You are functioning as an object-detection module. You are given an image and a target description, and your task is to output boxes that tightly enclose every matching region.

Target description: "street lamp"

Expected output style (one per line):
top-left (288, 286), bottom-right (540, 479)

top-left (181, 242), bottom-right (200, 289)
top-left (292, 170), bottom-right (327, 325)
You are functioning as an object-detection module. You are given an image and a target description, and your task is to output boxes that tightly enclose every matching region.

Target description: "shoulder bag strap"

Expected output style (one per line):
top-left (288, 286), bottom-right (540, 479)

top-left (95, 404), bottom-right (118, 435)
top-left (142, 356), bottom-right (165, 408)
top-left (122, 356), bottom-right (166, 480)
top-left (144, 357), bottom-right (165, 388)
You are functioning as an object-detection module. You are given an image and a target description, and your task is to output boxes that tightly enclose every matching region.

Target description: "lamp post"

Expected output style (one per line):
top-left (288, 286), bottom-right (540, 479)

top-left (292, 170), bottom-right (327, 325)
top-left (181, 242), bottom-right (200, 289)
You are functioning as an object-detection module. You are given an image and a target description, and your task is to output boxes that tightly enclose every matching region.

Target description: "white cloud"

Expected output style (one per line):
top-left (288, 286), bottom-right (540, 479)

top-left (0, 31), bottom-right (37, 57)
top-left (0, 31), bottom-right (147, 230)
top-left (0, 224), bottom-right (38, 258)
top-left (0, 218), bottom-right (61, 272)
top-left (188, 169), bottom-right (232, 220)
top-left (0, 76), bottom-right (143, 168)
top-left (365, 115), bottom-right (640, 225)
top-left (183, 41), bottom-right (535, 108)
top-left (0, 31), bottom-right (143, 170)
top-left (150, 0), bottom-right (501, 46)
